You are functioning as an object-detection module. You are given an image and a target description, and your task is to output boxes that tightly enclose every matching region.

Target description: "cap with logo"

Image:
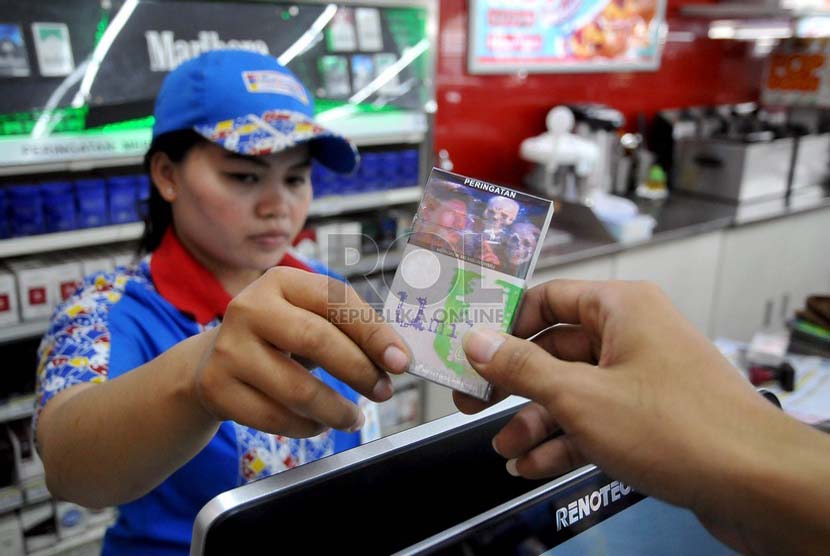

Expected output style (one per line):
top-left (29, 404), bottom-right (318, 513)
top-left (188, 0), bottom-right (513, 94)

top-left (152, 49), bottom-right (358, 174)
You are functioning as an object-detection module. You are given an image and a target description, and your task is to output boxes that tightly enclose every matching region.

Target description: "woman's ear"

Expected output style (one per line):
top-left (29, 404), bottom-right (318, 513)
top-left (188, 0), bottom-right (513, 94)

top-left (149, 151), bottom-right (178, 202)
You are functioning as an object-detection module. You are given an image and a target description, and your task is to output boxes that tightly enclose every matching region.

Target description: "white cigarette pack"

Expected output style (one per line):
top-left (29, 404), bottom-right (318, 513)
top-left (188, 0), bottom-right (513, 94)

top-left (78, 248), bottom-right (116, 277)
top-left (111, 248), bottom-right (137, 268)
top-left (50, 257), bottom-right (84, 303)
top-left (0, 514), bottom-right (24, 556)
top-left (7, 259), bottom-right (56, 321)
top-left (0, 269), bottom-right (20, 326)
top-left (383, 168), bottom-right (553, 400)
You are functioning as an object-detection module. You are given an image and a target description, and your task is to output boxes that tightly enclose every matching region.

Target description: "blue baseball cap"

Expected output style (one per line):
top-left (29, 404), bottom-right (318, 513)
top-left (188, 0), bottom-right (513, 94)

top-left (152, 50), bottom-right (358, 174)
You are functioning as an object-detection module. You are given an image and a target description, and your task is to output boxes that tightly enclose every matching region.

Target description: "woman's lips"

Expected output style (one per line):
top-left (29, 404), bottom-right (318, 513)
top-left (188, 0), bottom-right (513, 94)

top-left (249, 231), bottom-right (290, 248)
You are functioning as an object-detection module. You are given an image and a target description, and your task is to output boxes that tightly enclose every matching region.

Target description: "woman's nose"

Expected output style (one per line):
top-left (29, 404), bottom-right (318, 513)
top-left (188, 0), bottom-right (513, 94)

top-left (256, 184), bottom-right (290, 219)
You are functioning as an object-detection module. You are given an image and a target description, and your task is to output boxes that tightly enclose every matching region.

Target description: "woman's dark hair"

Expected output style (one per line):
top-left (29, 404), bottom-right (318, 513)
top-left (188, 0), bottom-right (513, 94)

top-left (139, 129), bottom-right (205, 254)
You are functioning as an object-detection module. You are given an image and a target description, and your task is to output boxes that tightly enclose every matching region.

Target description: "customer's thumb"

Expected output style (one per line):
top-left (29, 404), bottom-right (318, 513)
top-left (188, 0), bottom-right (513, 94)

top-left (463, 326), bottom-right (585, 405)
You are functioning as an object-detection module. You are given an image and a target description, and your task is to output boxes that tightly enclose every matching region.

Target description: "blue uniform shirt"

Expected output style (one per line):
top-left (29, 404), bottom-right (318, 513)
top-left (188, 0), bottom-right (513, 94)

top-left (34, 229), bottom-right (380, 556)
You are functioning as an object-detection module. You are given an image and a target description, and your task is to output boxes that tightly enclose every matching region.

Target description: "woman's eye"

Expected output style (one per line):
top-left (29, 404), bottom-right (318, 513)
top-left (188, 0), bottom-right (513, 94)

top-left (286, 175), bottom-right (309, 187)
top-left (227, 173), bottom-right (260, 184)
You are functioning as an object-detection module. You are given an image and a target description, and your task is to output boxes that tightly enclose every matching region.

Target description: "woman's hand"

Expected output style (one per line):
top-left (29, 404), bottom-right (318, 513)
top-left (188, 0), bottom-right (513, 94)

top-left (193, 267), bottom-right (410, 437)
top-left (454, 280), bottom-right (830, 556)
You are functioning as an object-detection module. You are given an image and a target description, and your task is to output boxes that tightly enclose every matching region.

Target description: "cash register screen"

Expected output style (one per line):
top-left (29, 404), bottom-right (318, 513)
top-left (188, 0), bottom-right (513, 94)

top-left (192, 399), bottom-right (550, 556)
top-left (192, 398), bottom-right (734, 556)
top-left (398, 470), bottom-right (736, 556)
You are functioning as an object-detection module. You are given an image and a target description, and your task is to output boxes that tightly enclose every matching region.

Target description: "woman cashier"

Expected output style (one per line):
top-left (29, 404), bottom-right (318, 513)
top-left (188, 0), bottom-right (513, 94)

top-left (33, 50), bottom-right (411, 556)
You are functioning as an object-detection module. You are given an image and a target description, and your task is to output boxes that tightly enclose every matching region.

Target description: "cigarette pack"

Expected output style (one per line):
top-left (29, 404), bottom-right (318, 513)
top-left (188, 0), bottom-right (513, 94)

top-left (7, 259), bottom-right (55, 321)
top-left (0, 269), bottom-right (20, 326)
top-left (383, 168), bottom-right (553, 400)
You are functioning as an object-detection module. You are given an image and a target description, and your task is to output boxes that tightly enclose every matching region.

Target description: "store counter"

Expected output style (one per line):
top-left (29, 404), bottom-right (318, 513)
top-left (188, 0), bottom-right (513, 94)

top-left (190, 398), bottom-right (731, 556)
top-left (717, 338), bottom-right (830, 425)
top-left (188, 190), bottom-right (830, 556)
top-left (536, 185), bottom-right (830, 269)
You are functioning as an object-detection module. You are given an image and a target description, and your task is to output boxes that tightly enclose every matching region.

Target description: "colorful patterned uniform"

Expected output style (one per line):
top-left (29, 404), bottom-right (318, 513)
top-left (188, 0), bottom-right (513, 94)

top-left (34, 230), bottom-right (380, 556)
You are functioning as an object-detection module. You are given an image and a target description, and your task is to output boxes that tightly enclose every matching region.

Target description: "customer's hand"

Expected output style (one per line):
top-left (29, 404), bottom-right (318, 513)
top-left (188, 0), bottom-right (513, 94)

top-left (193, 267), bottom-right (410, 437)
top-left (454, 280), bottom-right (830, 555)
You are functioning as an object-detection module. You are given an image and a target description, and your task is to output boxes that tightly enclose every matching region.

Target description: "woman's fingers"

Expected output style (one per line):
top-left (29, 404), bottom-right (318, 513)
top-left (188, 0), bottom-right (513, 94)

top-left (226, 268), bottom-right (411, 404)
top-left (200, 268), bottom-right (413, 439)
top-left (269, 268), bottom-right (411, 374)
top-left (204, 377), bottom-right (329, 438)
top-left (249, 300), bottom-right (393, 403)
top-left (236, 345), bottom-right (365, 432)
top-left (201, 335), bottom-right (365, 433)
top-left (199, 323), bottom-right (365, 433)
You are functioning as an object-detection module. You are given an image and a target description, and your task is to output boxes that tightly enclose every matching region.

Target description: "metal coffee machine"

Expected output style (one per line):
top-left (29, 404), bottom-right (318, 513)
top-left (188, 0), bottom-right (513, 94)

top-left (569, 104), bottom-right (626, 196)
top-left (520, 104), bottom-right (624, 202)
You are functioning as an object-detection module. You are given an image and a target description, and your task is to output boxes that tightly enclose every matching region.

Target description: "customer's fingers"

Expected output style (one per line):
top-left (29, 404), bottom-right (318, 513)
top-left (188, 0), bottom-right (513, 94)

top-left (451, 389), bottom-right (510, 415)
top-left (531, 324), bottom-right (597, 364)
top-left (462, 326), bottom-right (596, 407)
top-left (507, 435), bottom-right (587, 480)
top-left (492, 402), bottom-right (559, 460)
top-left (453, 325), bottom-right (595, 415)
top-left (511, 280), bottom-right (605, 339)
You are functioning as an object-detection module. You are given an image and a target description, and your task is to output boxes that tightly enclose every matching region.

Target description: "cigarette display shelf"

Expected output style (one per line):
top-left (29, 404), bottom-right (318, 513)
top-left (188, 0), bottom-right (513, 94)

top-left (0, 155), bottom-right (146, 178)
top-left (0, 187), bottom-right (421, 259)
top-left (27, 524), bottom-right (109, 556)
top-left (0, 485), bottom-right (23, 515)
top-left (0, 245), bottom-right (404, 345)
top-left (0, 111), bottom-right (427, 177)
top-left (0, 224), bottom-right (144, 259)
top-left (0, 129), bottom-right (149, 178)
top-left (0, 321), bottom-right (50, 345)
top-left (0, 482), bottom-right (51, 518)
top-left (0, 393), bottom-right (36, 423)
top-left (23, 483), bottom-right (51, 506)
top-left (307, 185), bottom-right (421, 218)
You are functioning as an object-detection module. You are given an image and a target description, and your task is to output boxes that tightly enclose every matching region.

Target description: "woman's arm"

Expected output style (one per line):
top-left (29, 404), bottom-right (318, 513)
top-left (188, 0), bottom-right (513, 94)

top-left (37, 330), bottom-right (219, 508)
top-left (37, 268), bottom-right (410, 508)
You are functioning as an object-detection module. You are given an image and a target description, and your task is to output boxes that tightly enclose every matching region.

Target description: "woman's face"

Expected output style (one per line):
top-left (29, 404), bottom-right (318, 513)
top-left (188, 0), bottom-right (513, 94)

top-left (163, 141), bottom-right (312, 279)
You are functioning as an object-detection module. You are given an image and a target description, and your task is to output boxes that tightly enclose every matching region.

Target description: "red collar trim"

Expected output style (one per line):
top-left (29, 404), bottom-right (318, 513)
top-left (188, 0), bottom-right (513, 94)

top-left (150, 228), bottom-right (313, 325)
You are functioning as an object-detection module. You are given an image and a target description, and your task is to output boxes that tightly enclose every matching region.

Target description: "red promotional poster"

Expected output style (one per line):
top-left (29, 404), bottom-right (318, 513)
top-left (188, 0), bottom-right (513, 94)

top-left (468, 0), bottom-right (667, 74)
